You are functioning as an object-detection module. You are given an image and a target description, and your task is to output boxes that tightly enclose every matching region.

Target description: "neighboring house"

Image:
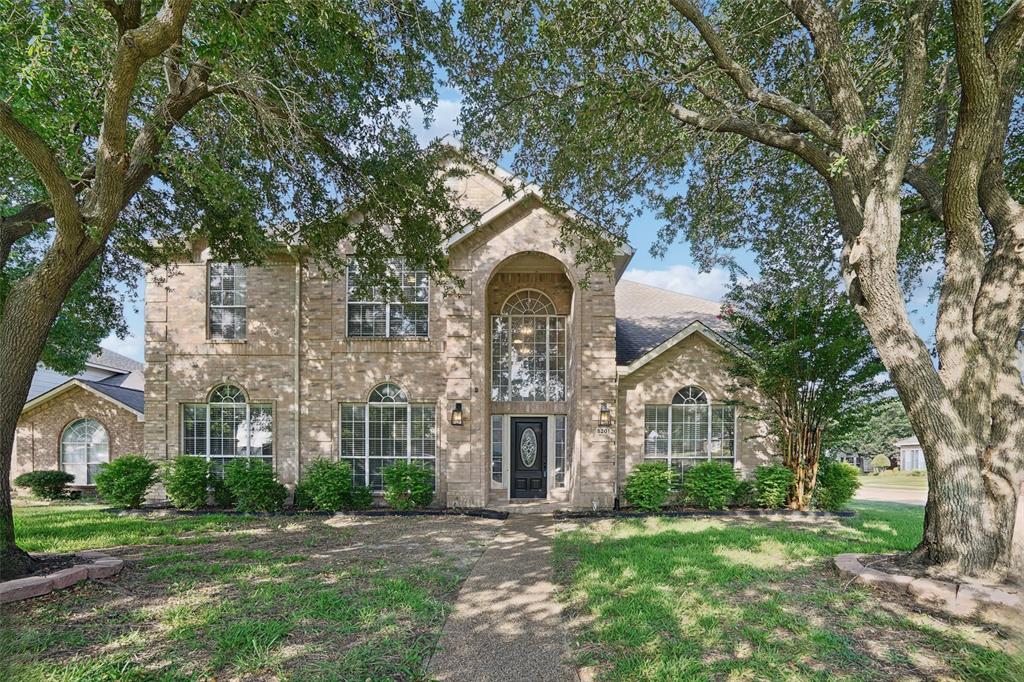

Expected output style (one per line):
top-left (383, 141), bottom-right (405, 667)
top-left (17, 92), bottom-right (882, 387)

top-left (13, 349), bottom-right (145, 488)
top-left (894, 435), bottom-right (925, 472)
top-left (834, 451), bottom-right (873, 473)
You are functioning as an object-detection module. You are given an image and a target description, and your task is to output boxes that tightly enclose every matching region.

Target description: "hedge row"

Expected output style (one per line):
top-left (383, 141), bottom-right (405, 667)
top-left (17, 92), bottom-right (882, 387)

top-left (622, 460), bottom-right (860, 512)
top-left (13, 456), bottom-right (435, 512)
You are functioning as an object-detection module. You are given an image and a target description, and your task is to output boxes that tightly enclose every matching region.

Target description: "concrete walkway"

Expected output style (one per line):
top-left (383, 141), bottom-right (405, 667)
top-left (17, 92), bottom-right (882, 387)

top-left (428, 516), bottom-right (576, 682)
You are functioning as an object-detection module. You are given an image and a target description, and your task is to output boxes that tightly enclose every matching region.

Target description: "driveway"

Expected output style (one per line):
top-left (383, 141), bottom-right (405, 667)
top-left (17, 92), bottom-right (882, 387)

top-left (855, 480), bottom-right (927, 505)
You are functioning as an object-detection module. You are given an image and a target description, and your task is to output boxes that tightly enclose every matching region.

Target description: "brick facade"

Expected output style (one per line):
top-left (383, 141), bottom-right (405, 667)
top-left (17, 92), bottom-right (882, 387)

top-left (13, 385), bottom-right (144, 484)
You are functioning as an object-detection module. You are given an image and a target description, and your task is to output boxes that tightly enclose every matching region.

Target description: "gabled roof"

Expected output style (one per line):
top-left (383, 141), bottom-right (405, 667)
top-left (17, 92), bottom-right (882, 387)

top-left (614, 280), bottom-right (731, 368)
top-left (21, 378), bottom-right (144, 418)
top-left (87, 347), bottom-right (143, 374)
top-left (894, 435), bottom-right (920, 447)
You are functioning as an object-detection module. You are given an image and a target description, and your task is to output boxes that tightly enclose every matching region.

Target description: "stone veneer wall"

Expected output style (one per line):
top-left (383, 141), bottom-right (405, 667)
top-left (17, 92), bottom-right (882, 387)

top-left (616, 333), bottom-right (773, 488)
top-left (13, 385), bottom-right (144, 482)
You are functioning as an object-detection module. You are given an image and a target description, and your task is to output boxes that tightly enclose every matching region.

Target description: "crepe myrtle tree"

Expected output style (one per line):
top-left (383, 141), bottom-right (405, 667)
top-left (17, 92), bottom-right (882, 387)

top-left (455, 0), bottom-right (1024, 577)
top-left (721, 274), bottom-right (887, 510)
top-left (0, 0), bottom-right (473, 579)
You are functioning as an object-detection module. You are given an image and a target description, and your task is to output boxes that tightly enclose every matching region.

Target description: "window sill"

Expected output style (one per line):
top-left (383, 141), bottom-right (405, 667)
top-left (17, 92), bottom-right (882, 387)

top-left (207, 338), bottom-right (247, 344)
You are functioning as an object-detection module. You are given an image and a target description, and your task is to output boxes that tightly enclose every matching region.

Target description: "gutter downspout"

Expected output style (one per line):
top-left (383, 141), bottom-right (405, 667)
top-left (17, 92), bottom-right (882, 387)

top-left (290, 250), bottom-right (302, 489)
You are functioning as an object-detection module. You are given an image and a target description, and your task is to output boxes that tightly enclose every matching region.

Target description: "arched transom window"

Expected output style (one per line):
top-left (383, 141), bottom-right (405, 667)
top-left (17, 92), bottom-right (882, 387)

top-left (644, 385), bottom-right (736, 475)
top-left (61, 419), bottom-right (109, 485)
top-left (182, 384), bottom-right (273, 474)
top-left (340, 383), bottom-right (436, 491)
top-left (491, 290), bottom-right (566, 401)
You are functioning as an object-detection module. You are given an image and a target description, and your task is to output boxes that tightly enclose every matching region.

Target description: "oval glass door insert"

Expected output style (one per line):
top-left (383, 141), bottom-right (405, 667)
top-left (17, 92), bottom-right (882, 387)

top-left (520, 428), bottom-right (538, 467)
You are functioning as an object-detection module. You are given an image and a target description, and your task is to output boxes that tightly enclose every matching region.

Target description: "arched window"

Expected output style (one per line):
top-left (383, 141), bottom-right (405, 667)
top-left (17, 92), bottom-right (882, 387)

top-left (491, 290), bottom-right (566, 401)
top-left (644, 385), bottom-right (736, 475)
top-left (340, 383), bottom-right (436, 491)
top-left (61, 419), bottom-right (109, 485)
top-left (182, 384), bottom-right (273, 474)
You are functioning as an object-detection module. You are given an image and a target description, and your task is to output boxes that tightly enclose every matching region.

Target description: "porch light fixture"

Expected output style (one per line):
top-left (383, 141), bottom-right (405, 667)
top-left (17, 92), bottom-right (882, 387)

top-left (598, 402), bottom-right (612, 427)
top-left (450, 402), bottom-right (464, 426)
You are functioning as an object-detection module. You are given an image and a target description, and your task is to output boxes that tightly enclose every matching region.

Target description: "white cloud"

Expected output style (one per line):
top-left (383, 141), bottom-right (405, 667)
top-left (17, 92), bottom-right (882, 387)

top-left (409, 98), bottom-right (462, 146)
top-left (100, 332), bottom-right (144, 363)
top-left (623, 265), bottom-right (731, 301)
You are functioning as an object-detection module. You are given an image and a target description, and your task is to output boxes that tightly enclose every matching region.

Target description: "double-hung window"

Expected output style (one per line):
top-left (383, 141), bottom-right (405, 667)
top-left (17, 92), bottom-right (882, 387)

top-left (643, 386), bottom-right (736, 477)
top-left (340, 383), bottom-right (436, 491)
top-left (208, 263), bottom-right (247, 339)
top-left (182, 384), bottom-right (273, 475)
top-left (346, 259), bottom-right (429, 338)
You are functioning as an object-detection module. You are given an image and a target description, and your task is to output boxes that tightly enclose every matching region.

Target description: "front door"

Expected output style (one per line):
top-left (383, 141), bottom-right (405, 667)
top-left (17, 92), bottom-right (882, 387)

top-left (511, 418), bottom-right (546, 499)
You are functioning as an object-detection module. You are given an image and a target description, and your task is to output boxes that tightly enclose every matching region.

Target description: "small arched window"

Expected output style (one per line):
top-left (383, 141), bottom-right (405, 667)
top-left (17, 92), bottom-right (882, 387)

top-left (672, 386), bottom-right (708, 405)
top-left (61, 419), bottom-right (109, 485)
top-left (368, 383), bottom-right (408, 403)
top-left (644, 385), bottom-right (736, 473)
top-left (182, 383), bottom-right (273, 475)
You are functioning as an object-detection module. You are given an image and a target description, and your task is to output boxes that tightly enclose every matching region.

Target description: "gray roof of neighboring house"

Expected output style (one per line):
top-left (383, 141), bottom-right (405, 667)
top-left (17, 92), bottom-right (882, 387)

top-left (614, 280), bottom-right (728, 365)
top-left (894, 435), bottom-right (920, 447)
top-left (26, 347), bottom-right (143, 402)
top-left (81, 380), bottom-right (145, 414)
top-left (89, 347), bottom-right (143, 373)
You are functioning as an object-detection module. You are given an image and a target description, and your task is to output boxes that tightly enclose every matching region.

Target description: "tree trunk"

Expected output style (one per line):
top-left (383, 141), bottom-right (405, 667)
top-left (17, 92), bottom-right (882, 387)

top-left (782, 421), bottom-right (822, 511)
top-left (1, 242), bottom-right (95, 579)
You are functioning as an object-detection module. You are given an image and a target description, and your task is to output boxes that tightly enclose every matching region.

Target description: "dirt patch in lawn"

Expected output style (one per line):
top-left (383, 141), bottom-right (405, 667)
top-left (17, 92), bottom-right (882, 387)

top-left (3, 514), bottom-right (504, 681)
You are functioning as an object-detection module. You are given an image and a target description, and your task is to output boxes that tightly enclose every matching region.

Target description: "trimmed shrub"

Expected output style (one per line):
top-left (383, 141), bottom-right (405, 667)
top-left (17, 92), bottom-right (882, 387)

top-left (163, 456), bottom-right (212, 510)
top-left (223, 458), bottom-right (287, 512)
top-left (623, 462), bottom-right (675, 511)
top-left (292, 481), bottom-right (313, 510)
top-left (732, 479), bottom-right (756, 507)
top-left (302, 459), bottom-right (353, 512)
top-left (871, 454), bottom-right (891, 472)
top-left (382, 461), bottom-right (434, 510)
top-left (349, 485), bottom-right (374, 509)
top-left (815, 460), bottom-right (861, 511)
top-left (94, 455), bottom-right (158, 508)
top-left (13, 470), bottom-right (75, 500)
top-left (210, 477), bottom-right (236, 508)
top-left (682, 461), bottom-right (739, 510)
top-left (753, 464), bottom-right (795, 508)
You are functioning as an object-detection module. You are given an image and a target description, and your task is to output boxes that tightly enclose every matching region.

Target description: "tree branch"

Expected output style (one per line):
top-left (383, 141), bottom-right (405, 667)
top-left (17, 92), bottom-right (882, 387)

top-left (667, 0), bottom-right (839, 148)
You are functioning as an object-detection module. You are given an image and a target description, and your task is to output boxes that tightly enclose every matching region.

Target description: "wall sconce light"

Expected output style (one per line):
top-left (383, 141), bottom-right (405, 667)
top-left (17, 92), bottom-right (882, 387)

top-left (451, 402), bottom-right (464, 426)
top-left (598, 402), bottom-right (612, 427)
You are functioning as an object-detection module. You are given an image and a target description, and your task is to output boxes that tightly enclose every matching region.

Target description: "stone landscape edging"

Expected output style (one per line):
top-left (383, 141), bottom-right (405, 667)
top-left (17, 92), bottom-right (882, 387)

top-left (0, 550), bottom-right (125, 604)
top-left (556, 508), bottom-right (856, 519)
top-left (834, 552), bottom-right (1023, 629)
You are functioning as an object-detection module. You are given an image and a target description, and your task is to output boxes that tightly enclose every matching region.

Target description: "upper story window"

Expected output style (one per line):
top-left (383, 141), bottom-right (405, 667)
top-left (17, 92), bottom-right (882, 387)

top-left (491, 290), bottom-right (566, 401)
top-left (182, 384), bottom-right (273, 475)
top-left (644, 385), bottom-right (735, 475)
top-left (346, 259), bottom-right (429, 338)
top-left (208, 263), bottom-right (247, 340)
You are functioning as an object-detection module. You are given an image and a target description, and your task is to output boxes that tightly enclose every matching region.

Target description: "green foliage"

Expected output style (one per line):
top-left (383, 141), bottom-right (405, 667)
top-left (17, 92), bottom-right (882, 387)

top-left (223, 459), bottom-right (287, 513)
top-left (210, 477), bottom-right (236, 509)
top-left (731, 479), bottom-right (756, 507)
top-left (348, 485), bottom-right (374, 510)
top-left (94, 456), bottom-right (158, 509)
top-left (681, 462), bottom-right (739, 510)
top-left (12, 470), bottom-right (74, 500)
top-left (162, 456), bottom-right (212, 510)
top-left (292, 481), bottom-right (313, 510)
top-left (753, 465), bottom-right (795, 508)
top-left (815, 461), bottom-right (862, 511)
top-left (828, 398), bottom-right (913, 458)
top-left (301, 459), bottom-right (353, 512)
top-left (622, 462), bottom-right (676, 511)
top-left (381, 462), bottom-right (434, 510)
top-left (871, 454), bottom-right (892, 470)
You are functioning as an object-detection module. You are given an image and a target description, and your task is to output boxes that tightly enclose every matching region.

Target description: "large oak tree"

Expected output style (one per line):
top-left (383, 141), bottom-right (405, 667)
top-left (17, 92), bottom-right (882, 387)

top-left (0, 0), bottom-right (471, 578)
top-left (455, 0), bottom-right (1024, 577)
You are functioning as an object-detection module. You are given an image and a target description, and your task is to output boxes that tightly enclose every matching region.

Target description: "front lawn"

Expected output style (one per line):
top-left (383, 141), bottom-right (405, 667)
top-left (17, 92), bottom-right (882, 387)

top-left (555, 502), bottom-right (1022, 682)
top-left (3, 501), bottom-right (502, 681)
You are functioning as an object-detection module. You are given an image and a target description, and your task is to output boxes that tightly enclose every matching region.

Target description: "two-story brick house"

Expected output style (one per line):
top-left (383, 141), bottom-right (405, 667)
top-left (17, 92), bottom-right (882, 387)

top-left (142, 158), bottom-right (772, 509)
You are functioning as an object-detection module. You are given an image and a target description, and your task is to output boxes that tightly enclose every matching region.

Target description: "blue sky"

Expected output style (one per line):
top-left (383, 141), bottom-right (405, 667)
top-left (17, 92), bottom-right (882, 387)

top-left (101, 94), bottom-right (938, 362)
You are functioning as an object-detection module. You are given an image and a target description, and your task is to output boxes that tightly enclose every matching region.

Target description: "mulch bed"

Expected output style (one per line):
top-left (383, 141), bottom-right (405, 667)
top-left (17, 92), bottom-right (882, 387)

top-left (106, 505), bottom-right (510, 520)
top-left (555, 507), bottom-right (856, 519)
top-left (16, 553), bottom-right (77, 579)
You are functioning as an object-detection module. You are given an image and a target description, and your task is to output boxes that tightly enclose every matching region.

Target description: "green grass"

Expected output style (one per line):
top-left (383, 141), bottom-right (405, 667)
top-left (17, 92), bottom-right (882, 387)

top-left (555, 502), bottom-right (1023, 682)
top-left (858, 472), bottom-right (929, 490)
top-left (4, 500), bottom-right (493, 681)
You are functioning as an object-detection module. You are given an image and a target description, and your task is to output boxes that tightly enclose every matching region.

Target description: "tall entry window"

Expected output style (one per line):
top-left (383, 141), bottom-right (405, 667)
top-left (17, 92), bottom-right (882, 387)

top-left (491, 290), bottom-right (566, 401)
top-left (644, 386), bottom-right (735, 476)
top-left (340, 383), bottom-right (436, 491)
top-left (182, 384), bottom-right (273, 474)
